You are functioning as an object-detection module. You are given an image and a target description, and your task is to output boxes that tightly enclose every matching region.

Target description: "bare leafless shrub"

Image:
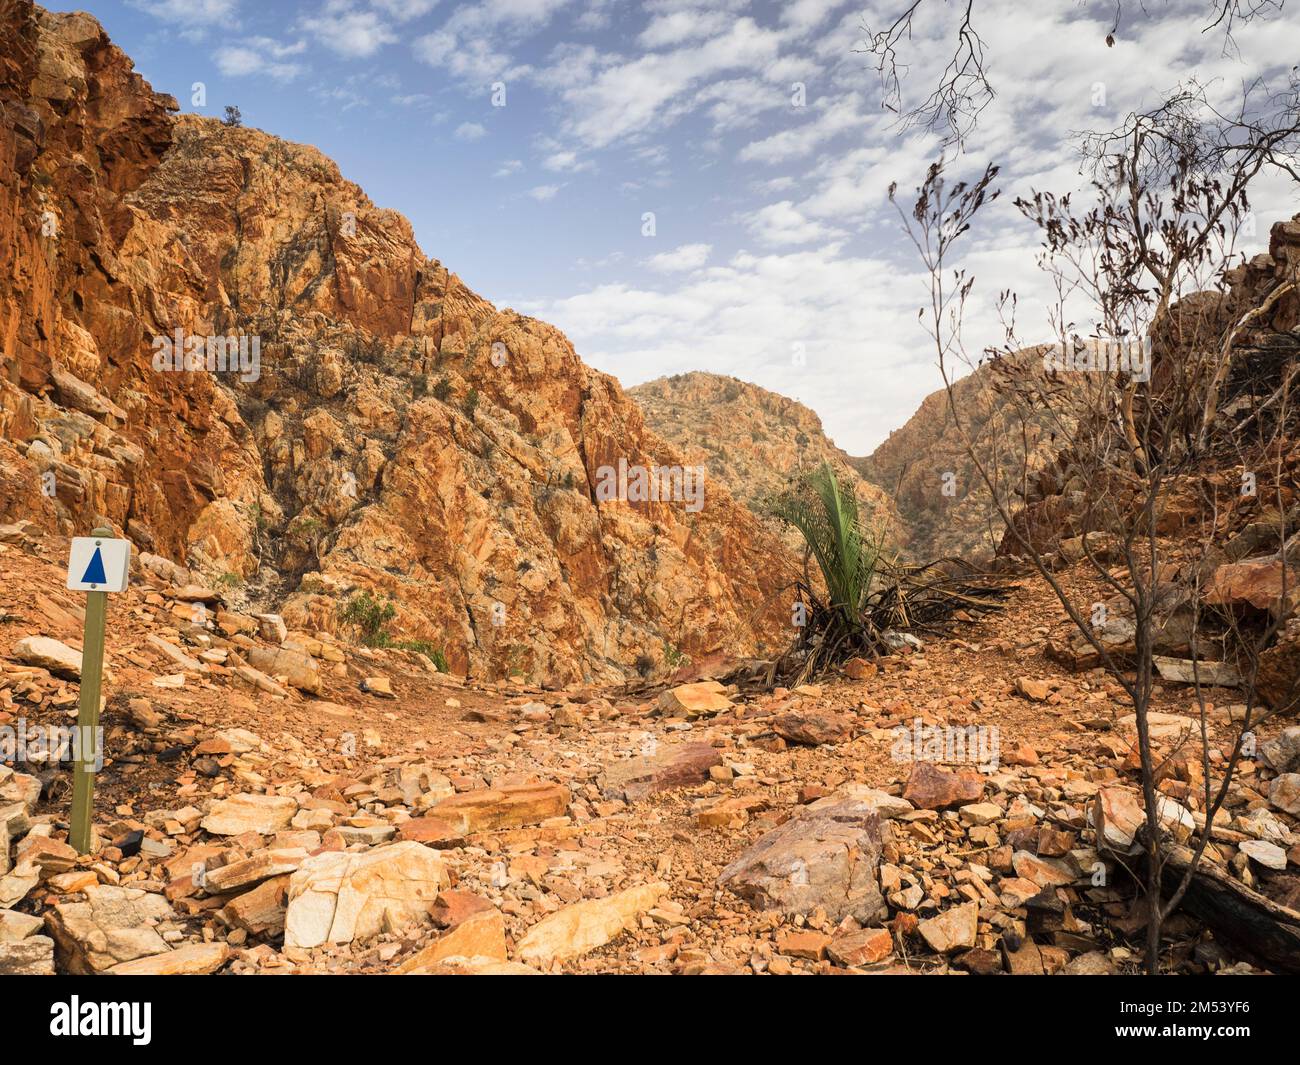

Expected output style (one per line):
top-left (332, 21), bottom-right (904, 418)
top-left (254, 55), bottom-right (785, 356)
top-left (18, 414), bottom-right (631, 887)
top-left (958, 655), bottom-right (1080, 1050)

top-left (893, 81), bottom-right (1300, 971)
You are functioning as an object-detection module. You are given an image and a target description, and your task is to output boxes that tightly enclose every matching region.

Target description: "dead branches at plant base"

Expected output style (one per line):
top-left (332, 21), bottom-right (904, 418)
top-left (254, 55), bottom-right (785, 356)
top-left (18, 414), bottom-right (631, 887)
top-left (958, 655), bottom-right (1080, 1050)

top-left (771, 559), bottom-right (1017, 688)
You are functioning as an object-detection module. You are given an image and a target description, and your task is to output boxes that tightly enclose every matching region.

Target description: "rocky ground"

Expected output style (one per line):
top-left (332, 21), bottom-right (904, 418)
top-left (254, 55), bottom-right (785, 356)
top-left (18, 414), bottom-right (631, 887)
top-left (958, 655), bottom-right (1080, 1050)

top-left (2, 521), bottom-right (1297, 976)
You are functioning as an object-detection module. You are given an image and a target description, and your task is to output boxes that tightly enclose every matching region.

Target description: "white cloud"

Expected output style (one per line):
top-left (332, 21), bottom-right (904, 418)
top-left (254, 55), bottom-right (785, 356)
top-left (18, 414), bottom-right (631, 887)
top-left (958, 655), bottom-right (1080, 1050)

top-left (528, 184), bottom-right (562, 201)
top-left (413, 29), bottom-right (522, 83)
top-left (128, 0), bottom-right (237, 25)
top-left (495, 159), bottom-right (524, 177)
top-left (523, 245), bottom-right (939, 454)
top-left (646, 242), bottom-right (712, 272)
top-left (693, 78), bottom-right (788, 132)
top-left (574, 0), bottom-right (615, 31)
top-left (780, 0), bottom-right (848, 35)
top-left (455, 121), bottom-right (488, 140)
top-left (541, 149), bottom-right (594, 173)
top-left (638, 9), bottom-right (731, 48)
top-left (300, 3), bottom-right (397, 58)
top-left (738, 92), bottom-right (868, 165)
top-left (746, 201), bottom-right (839, 246)
top-left (215, 37), bottom-right (306, 80)
top-left (370, 0), bottom-right (439, 21)
top-left (545, 18), bottom-right (786, 150)
top-left (412, 0), bottom-right (571, 84)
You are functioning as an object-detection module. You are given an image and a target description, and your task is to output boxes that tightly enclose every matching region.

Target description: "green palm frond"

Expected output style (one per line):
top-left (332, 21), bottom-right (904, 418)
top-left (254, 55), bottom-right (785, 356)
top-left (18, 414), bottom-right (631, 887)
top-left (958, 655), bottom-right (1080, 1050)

top-left (766, 462), bottom-right (883, 631)
top-left (764, 463), bottom-right (1012, 687)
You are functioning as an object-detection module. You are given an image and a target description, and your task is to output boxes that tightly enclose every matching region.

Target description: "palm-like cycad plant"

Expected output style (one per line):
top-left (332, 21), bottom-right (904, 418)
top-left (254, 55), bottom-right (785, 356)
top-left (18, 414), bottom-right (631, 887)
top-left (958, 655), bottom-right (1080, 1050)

top-left (767, 462), bottom-right (882, 637)
top-left (766, 463), bottom-right (888, 681)
top-left (766, 462), bottom-right (1011, 685)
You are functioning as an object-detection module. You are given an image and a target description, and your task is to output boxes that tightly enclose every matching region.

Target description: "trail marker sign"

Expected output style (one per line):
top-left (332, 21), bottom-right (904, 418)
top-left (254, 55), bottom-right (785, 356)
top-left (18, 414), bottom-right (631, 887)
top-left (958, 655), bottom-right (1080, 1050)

top-left (67, 535), bottom-right (131, 592)
top-left (66, 528), bottom-right (129, 853)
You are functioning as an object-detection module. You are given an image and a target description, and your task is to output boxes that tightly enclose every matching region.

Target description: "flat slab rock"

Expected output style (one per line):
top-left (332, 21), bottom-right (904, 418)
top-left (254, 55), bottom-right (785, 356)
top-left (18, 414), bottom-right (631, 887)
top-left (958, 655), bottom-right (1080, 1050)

top-left (603, 743), bottom-right (722, 801)
top-left (918, 901), bottom-right (979, 954)
top-left (220, 874), bottom-right (291, 936)
top-left (515, 882), bottom-right (669, 966)
top-left (201, 793), bottom-right (298, 836)
top-left (427, 782), bottom-right (570, 833)
top-left (107, 941), bottom-right (230, 975)
top-left (902, 762), bottom-right (984, 810)
top-left (11, 636), bottom-right (82, 678)
top-left (0, 935), bottom-right (56, 975)
top-left (395, 908), bottom-right (508, 973)
top-left (717, 795), bottom-right (886, 924)
top-left (656, 681), bottom-right (733, 717)
top-left (284, 841), bottom-right (448, 949)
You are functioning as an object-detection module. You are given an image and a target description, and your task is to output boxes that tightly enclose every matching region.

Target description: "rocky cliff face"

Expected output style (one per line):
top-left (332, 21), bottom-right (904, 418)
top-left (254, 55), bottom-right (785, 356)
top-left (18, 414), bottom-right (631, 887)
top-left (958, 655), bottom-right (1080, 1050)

top-left (0, 1), bottom-right (795, 685)
top-left (852, 350), bottom-right (1069, 563)
top-left (630, 372), bottom-right (903, 551)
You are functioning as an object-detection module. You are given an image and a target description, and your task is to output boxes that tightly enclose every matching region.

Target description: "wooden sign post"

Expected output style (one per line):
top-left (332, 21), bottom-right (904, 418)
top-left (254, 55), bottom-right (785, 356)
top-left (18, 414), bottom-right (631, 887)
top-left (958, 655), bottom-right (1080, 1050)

top-left (66, 527), bottom-right (131, 855)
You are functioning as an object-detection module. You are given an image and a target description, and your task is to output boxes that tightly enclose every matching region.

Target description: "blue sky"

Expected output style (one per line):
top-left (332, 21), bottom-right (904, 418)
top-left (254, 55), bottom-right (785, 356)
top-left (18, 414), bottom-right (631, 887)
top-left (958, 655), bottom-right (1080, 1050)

top-left (81, 0), bottom-right (1300, 453)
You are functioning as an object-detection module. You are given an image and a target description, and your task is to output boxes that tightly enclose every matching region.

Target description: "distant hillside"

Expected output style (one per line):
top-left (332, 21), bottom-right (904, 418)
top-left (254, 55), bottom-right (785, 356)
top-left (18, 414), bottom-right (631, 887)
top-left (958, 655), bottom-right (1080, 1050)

top-left (630, 372), bottom-right (904, 551)
top-left (851, 349), bottom-right (1069, 562)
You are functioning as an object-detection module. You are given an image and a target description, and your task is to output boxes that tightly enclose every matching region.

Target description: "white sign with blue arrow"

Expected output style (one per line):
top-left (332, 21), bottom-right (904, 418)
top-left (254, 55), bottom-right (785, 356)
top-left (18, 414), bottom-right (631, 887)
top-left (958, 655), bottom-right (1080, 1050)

top-left (66, 535), bottom-right (131, 593)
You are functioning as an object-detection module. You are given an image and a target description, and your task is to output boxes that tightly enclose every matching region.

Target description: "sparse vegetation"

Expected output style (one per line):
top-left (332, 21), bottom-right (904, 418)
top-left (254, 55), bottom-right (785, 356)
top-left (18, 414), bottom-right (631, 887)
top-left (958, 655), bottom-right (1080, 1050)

top-left (336, 591), bottom-right (448, 669)
top-left (390, 639), bottom-right (448, 672)
top-left (337, 591), bottom-right (397, 646)
top-left (767, 462), bottom-right (1009, 684)
top-left (292, 515), bottom-right (326, 538)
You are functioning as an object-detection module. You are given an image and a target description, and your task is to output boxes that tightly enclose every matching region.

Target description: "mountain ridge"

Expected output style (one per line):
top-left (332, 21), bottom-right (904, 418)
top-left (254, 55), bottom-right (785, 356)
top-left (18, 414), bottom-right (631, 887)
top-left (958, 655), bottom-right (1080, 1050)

top-left (0, 1), bottom-right (797, 685)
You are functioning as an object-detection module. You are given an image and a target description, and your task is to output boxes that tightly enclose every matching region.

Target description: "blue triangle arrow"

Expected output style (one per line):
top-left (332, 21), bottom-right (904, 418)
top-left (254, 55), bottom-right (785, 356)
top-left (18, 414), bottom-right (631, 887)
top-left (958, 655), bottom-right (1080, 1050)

top-left (80, 546), bottom-right (107, 585)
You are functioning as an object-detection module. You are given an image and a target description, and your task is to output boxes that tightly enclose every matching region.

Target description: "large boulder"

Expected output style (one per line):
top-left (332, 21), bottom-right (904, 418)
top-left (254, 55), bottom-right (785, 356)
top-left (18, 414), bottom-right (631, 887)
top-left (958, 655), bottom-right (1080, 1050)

top-left (44, 885), bottom-right (176, 974)
top-left (283, 841), bottom-right (449, 948)
top-left (717, 795), bottom-right (886, 924)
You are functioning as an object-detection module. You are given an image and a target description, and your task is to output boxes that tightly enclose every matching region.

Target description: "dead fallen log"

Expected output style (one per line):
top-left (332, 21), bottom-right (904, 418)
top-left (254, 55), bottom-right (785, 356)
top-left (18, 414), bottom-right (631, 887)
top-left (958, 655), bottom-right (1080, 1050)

top-left (1154, 844), bottom-right (1300, 974)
